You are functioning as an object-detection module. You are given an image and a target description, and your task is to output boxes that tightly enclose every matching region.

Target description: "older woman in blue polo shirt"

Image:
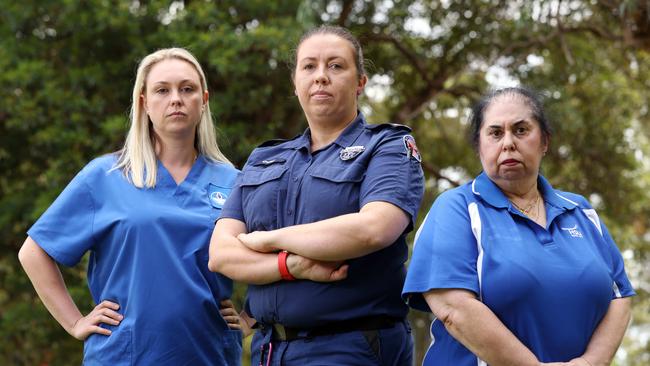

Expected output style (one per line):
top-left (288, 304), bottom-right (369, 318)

top-left (209, 25), bottom-right (424, 365)
top-left (403, 87), bottom-right (634, 366)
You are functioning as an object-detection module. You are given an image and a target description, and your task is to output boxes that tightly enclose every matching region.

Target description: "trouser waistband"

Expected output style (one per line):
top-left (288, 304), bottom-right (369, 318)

top-left (263, 315), bottom-right (403, 342)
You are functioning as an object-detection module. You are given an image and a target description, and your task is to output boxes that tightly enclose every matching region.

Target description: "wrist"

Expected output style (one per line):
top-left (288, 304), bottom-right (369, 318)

top-left (278, 250), bottom-right (296, 281)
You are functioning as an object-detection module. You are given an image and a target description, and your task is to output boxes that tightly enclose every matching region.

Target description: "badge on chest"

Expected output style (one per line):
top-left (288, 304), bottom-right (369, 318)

top-left (208, 183), bottom-right (230, 209)
top-left (339, 145), bottom-right (365, 161)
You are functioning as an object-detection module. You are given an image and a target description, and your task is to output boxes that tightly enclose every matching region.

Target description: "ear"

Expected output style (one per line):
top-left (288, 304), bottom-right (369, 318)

top-left (140, 94), bottom-right (148, 113)
top-left (203, 90), bottom-right (209, 107)
top-left (542, 135), bottom-right (550, 155)
top-left (356, 74), bottom-right (368, 96)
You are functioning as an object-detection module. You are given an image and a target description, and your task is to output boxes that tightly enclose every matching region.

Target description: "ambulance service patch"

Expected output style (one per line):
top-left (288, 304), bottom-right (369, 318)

top-left (403, 135), bottom-right (421, 162)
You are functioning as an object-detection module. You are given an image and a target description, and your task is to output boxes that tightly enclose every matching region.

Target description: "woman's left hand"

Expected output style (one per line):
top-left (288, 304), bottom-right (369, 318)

top-left (219, 299), bottom-right (254, 338)
top-left (237, 232), bottom-right (276, 253)
top-left (219, 299), bottom-right (241, 329)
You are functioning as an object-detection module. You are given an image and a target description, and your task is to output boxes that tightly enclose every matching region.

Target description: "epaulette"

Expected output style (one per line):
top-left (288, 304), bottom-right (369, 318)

top-left (257, 134), bottom-right (302, 148)
top-left (365, 122), bottom-right (412, 132)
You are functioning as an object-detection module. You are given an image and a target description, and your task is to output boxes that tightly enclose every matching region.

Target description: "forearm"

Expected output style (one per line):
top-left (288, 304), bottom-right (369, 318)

top-left (18, 237), bottom-right (83, 335)
top-left (580, 297), bottom-right (632, 366)
top-left (425, 290), bottom-right (540, 366)
top-left (208, 228), bottom-right (281, 285)
top-left (243, 201), bottom-right (409, 261)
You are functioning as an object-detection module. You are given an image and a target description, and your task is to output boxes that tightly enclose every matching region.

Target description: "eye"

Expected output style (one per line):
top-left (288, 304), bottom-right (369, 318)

top-left (488, 129), bottom-right (503, 138)
top-left (515, 126), bottom-right (529, 135)
top-left (180, 86), bottom-right (195, 93)
top-left (302, 63), bottom-right (315, 70)
top-left (155, 88), bottom-right (168, 94)
top-left (329, 63), bottom-right (342, 70)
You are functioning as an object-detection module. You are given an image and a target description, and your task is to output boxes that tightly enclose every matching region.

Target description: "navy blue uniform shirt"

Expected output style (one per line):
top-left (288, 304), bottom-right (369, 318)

top-left (221, 112), bottom-right (424, 328)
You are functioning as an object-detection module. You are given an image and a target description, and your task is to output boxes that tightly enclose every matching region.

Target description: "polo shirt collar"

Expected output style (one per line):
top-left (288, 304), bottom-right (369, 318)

top-left (471, 172), bottom-right (579, 211)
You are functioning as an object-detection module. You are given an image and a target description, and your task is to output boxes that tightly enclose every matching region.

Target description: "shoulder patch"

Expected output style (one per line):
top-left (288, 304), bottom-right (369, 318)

top-left (257, 134), bottom-right (302, 148)
top-left (403, 135), bottom-right (422, 162)
top-left (365, 122), bottom-right (412, 132)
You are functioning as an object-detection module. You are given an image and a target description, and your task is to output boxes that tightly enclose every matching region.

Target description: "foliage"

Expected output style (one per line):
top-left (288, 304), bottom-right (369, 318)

top-left (1, 1), bottom-right (648, 365)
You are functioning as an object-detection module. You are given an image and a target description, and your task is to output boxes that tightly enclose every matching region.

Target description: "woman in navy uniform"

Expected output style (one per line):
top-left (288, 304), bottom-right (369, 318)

top-left (403, 87), bottom-right (634, 365)
top-left (209, 26), bottom-right (424, 365)
top-left (19, 48), bottom-right (243, 365)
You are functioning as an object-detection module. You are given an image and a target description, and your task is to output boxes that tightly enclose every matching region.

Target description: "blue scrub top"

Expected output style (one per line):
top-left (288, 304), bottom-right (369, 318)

top-left (220, 112), bottom-right (425, 328)
top-left (28, 154), bottom-right (242, 366)
top-left (402, 172), bottom-right (635, 365)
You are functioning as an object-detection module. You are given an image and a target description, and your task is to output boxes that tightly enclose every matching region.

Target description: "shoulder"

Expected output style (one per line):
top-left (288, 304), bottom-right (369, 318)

top-left (364, 122), bottom-right (413, 140)
top-left (204, 160), bottom-right (240, 185)
top-left (552, 189), bottom-right (592, 209)
top-left (365, 122), bottom-right (412, 133)
top-left (256, 134), bottom-right (302, 148)
top-left (433, 183), bottom-right (475, 212)
top-left (76, 153), bottom-right (119, 181)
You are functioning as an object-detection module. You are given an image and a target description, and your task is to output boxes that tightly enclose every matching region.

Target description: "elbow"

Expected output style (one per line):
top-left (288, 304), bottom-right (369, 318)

top-left (17, 238), bottom-right (35, 268)
top-left (360, 222), bottom-right (399, 253)
top-left (207, 254), bottom-right (224, 273)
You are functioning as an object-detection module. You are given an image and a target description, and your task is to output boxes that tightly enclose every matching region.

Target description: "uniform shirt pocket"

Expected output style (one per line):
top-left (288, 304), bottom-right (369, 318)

top-left (240, 165), bottom-right (288, 231)
top-left (307, 164), bottom-right (366, 219)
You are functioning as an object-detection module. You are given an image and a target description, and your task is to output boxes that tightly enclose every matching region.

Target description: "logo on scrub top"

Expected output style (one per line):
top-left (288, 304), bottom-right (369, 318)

top-left (208, 183), bottom-right (230, 209)
top-left (561, 225), bottom-right (583, 238)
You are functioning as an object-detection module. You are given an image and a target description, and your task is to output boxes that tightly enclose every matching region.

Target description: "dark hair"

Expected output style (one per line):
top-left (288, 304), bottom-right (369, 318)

top-left (469, 86), bottom-right (552, 149)
top-left (291, 25), bottom-right (366, 79)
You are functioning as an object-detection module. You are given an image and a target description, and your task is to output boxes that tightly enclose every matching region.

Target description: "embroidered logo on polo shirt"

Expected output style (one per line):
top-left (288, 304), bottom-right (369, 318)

top-left (208, 184), bottom-right (230, 209)
top-left (561, 225), bottom-right (583, 238)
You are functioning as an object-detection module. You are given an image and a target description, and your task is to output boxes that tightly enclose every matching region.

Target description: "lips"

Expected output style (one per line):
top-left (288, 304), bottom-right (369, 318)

top-left (501, 159), bottom-right (520, 166)
top-left (311, 90), bottom-right (333, 98)
top-left (168, 111), bottom-right (186, 117)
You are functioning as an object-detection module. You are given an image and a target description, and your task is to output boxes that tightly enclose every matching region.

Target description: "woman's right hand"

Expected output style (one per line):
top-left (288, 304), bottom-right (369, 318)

top-left (69, 300), bottom-right (122, 340)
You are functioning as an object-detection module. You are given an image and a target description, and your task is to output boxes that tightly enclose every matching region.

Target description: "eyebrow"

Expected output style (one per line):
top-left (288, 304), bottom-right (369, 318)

top-left (150, 79), bottom-right (198, 86)
top-left (298, 56), bottom-right (347, 63)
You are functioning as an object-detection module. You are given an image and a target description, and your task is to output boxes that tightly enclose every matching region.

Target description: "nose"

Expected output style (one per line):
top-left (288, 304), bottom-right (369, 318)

top-left (502, 131), bottom-right (516, 151)
top-left (314, 65), bottom-right (329, 85)
top-left (170, 89), bottom-right (182, 105)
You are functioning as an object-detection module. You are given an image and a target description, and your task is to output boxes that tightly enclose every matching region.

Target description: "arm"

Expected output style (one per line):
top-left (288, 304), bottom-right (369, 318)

top-left (208, 218), bottom-right (348, 284)
top-left (424, 289), bottom-right (544, 366)
top-left (18, 237), bottom-right (122, 340)
top-left (571, 297), bottom-right (632, 366)
top-left (237, 201), bottom-right (409, 261)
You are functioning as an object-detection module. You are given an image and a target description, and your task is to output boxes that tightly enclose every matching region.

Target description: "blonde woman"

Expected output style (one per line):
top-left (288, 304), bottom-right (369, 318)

top-left (18, 48), bottom-right (242, 365)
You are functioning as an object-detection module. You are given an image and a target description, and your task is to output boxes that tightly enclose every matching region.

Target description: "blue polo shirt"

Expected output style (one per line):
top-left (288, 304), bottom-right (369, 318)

top-left (28, 154), bottom-right (242, 365)
top-left (402, 172), bottom-right (635, 364)
top-left (220, 113), bottom-right (424, 328)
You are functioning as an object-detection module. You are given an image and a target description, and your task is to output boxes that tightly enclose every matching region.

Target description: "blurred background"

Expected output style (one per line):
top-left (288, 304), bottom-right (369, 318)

top-left (1, 1), bottom-right (649, 364)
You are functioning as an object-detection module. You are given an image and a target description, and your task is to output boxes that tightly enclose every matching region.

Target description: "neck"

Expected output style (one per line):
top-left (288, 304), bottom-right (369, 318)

top-left (500, 177), bottom-right (539, 201)
top-left (307, 111), bottom-right (357, 152)
top-left (154, 134), bottom-right (197, 167)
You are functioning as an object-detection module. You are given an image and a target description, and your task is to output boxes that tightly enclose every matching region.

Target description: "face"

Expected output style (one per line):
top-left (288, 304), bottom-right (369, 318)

top-left (293, 34), bottom-right (367, 124)
top-left (478, 95), bottom-right (548, 187)
top-left (141, 58), bottom-right (208, 139)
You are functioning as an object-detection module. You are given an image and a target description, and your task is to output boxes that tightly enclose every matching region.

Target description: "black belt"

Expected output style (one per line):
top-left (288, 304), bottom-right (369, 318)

top-left (265, 315), bottom-right (402, 342)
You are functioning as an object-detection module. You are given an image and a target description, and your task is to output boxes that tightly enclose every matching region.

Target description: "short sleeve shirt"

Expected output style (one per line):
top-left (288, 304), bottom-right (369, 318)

top-left (220, 112), bottom-right (425, 327)
top-left (28, 154), bottom-right (242, 365)
top-left (402, 172), bottom-right (635, 364)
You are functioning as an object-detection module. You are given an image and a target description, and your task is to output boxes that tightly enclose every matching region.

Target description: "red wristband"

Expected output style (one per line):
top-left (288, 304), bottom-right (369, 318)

top-left (278, 250), bottom-right (296, 281)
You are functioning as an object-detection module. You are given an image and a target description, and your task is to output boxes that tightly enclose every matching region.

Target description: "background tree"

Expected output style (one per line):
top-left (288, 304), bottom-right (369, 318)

top-left (1, 1), bottom-right (648, 365)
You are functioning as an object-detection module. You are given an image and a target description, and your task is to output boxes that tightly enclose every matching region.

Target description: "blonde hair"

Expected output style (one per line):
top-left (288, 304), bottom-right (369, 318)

top-left (113, 47), bottom-right (232, 188)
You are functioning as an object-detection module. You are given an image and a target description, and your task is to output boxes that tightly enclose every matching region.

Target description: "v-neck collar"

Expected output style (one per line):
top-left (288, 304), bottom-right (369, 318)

top-left (156, 155), bottom-right (205, 189)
